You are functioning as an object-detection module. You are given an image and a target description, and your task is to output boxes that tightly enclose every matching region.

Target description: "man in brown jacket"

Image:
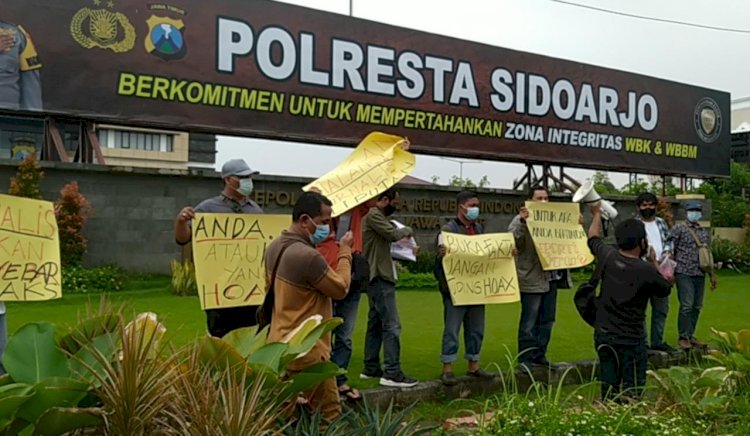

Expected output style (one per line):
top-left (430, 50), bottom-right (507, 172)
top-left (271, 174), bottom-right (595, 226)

top-left (265, 191), bottom-right (354, 421)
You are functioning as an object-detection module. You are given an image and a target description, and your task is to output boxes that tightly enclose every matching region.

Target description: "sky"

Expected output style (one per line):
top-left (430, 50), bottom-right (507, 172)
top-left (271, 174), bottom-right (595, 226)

top-left (216, 0), bottom-right (750, 189)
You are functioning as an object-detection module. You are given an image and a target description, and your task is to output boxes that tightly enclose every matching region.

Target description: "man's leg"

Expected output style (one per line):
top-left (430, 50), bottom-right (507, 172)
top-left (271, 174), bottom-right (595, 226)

top-left (518, 293), bottom-right (542, 364)
top-left (595, 332), bottom-right (619, 401)
top-left (331, 286), bottom-right (362, 387)
top-left (362, 279), bottom-right (384, 375)
top-left (536, 285), bottom-right (558, 363)
top-left (289, 369), bottom-right (341, 423)
top-left (649, 294), bottom-right (670, 349)
top-left (464, 304), bottom-right (486, 372)
top-left (689, 276), bottom-right (706, 339)
top-left (676, 274), bottom-right (695, 343)
top-left (440, 293), bottom-right (464, 369)
top-left (621, 339), bottom-right (647, 399)
top-left (379, 280), bottom-right (404, 379)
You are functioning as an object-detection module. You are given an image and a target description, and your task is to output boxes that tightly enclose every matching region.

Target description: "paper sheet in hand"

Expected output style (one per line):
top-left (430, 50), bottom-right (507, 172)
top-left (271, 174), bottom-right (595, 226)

top-left (390, 220), bottom-right (416, 262)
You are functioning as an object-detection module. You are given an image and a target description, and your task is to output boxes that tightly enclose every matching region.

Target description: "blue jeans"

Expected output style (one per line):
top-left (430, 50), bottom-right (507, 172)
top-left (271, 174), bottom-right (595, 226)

top-left (518, 282), bottom-right (557, 364)
top-left (676, 274), bottom-right (706, 340)
top-left (331, 285), bottom-right (362, 386)
top-left (595, 332), bottom-right (647, 400)
top-left (648, 295), bottom-right (670, 347)
top-left (363, 277), bottom-right (402, 378)
top-left (441, 294), bottom-right (485, 363)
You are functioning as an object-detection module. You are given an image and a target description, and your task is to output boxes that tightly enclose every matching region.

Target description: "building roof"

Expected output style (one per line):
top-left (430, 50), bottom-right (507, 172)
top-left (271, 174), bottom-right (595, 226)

top-left (400, 175), bottom-right (434, 185)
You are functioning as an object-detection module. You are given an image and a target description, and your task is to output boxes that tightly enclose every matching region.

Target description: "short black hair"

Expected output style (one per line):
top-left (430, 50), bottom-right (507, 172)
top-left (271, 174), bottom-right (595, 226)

top-left (636, 192), bottom-right (658, 206)
top-left (615, 218), bottom-right (646, 250)
top-left (293, 191), bottom-right (333, 221)
top-left (528, 185), bottom-right (549, 200)
top-left (456, 190), bottom-right (478, 206)
top-left (377, 188), bottom-right (399, 202)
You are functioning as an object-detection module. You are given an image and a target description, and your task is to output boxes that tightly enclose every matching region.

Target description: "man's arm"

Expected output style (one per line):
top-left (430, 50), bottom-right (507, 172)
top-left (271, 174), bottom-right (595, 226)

top-left (312, 245), bottom-right (353, 300)
top-left (174, 206), bottom-right (195, 245)
top-left (366, 211), bottom-right (411, 242)
top-left (508, 215), bottom-right (527, 251)
top-left (588, 206), bottom-right (602, 239)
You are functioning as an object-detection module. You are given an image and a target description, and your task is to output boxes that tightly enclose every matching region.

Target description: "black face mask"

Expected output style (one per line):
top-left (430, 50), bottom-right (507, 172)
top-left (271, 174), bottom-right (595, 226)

top-left (639, 208), bottom-right (656, 219)
top-left (383, 204), bottom-right (397, 216)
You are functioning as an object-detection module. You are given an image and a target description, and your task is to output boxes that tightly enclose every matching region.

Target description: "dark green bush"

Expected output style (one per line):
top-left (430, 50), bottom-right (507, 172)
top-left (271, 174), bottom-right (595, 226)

top-left (405, 251), bottom-right (438, 274)
top-left (62, 265), bottom-right (126, 293)
top-left (396, 273), bottom-right (437, 290)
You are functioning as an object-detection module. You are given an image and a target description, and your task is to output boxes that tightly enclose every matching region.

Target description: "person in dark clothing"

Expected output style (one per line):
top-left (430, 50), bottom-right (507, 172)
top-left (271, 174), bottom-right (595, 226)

top-left (587, 203), bottom-right (672, 400)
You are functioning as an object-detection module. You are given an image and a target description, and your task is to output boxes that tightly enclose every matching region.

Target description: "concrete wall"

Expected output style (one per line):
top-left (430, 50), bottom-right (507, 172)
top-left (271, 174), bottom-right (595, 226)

top-left (0, 160), bottom-right (710, 273)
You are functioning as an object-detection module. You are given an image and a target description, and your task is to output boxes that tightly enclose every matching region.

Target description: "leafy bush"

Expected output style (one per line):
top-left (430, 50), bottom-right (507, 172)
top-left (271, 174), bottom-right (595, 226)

top-left (8, 154), bottom-right (43, 199)
top-left (62, 265), bottom-right (126, 293)
top-left (711, 238), bottom-right (749, 272)
top-left (396, 273), bottom-right (437, 290)
top-left (55, 181), bottom-right (90, 267)
top-left (170, 259), bottom-right (198, 296)
top-left (405, 251), bottom-right (438, 274)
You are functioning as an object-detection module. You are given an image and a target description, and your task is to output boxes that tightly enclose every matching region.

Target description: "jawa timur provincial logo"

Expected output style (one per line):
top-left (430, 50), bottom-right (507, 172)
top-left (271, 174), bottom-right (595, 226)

top-left (694, 97), bottom-right (722, 143)
top-left (70, 0), bottom-right (136, 53)
top-left (144, 4), bottom-right (187, 61)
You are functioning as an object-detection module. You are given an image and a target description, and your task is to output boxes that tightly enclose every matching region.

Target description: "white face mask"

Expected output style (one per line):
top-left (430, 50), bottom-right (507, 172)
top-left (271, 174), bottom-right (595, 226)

top-left (237, 178), bottom-right (254, 196)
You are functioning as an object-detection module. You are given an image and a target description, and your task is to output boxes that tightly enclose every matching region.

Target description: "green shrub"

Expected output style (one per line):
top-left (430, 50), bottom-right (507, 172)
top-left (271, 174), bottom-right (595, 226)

top-left (396, 273), bottom-right (437, 290)
top-left (405, 251), bottom-right (438, 274)
top-left (62, 265), bottom-right (125, 293)
top-left (711, 239), bottom-right (749, 271)
top-left (170, 259), bottom-right (198, 296)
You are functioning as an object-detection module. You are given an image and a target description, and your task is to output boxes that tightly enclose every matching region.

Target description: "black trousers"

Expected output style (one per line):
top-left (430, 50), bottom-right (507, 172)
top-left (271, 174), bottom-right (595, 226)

top-left (205, 305), bottom-right (259, 338)
top-left (595, 331), bottom-right (648, 401)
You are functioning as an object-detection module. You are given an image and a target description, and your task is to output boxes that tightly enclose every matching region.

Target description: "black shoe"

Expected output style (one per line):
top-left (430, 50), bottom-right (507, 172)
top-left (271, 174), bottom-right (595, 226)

top-left (467, 368), bottom-right (496, 379)
top-left (441, 372), bottom-right (458, 386)
top-left (380, 372), bottom-right (419, 388)
top-left (360, 368), bottom-right (383, 380)
top-left (650, 343), bottom-right (676, 352)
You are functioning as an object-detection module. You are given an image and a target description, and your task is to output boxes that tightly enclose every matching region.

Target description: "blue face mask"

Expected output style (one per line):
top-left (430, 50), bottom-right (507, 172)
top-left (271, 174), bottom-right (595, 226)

top-left (465, 206), bottom-right (480, 221)
top-left (687, 211), bottom-right (702, 223)
top-left (309, 222), bottom-right (330, 245)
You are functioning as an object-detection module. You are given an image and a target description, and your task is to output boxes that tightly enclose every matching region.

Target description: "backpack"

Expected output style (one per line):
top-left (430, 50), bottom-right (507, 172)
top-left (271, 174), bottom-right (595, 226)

top-left (686, 226), bottom-right (714, 273)
top-left (433, 220), bottom-right (484, 294)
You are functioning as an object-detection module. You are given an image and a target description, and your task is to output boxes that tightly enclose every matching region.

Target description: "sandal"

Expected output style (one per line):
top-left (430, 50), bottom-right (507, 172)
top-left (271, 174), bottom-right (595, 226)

top-left (338, 385), bottom-right (362, 402)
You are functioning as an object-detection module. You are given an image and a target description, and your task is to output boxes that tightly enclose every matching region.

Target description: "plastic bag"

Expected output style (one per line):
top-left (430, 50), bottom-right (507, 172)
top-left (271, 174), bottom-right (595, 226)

top-left (658, 257), bottom-right (676, 282)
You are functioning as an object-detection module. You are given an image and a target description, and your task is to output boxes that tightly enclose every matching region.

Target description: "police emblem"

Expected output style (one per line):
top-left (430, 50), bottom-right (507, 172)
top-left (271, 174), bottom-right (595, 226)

top-left (145, 15), bottom-right (186, 60)
top-left (70, 0), bottom-right (136, 53)
top-left (693, 97), bottom-right (722, 143)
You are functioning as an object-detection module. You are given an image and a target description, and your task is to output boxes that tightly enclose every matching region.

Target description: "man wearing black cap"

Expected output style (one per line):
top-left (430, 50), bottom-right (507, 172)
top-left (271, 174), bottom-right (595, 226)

top-left (670, 200), bottom-right (717, 350)
top-left (174, 158), bottom-right (263, 337)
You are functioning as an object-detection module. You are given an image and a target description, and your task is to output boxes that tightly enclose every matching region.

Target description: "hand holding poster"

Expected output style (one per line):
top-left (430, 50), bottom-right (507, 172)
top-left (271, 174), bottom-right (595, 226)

top-left (303, 132), bottom-right (415, 216)
top-left (192, 213), bottom-right (289, 310)
top-left (0, 194), bottom-right (61, 301)
top-left (390, 220), bottom-right (417, 262)
top-left (441, 232), bottom-right (519, 306)
top-left (525, 202), bottom-right (594, 270)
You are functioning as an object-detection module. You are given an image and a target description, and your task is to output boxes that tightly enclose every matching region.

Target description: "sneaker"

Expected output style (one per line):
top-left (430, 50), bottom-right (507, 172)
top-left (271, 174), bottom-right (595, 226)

top-left (380, 372), bottom-right (419, 388)
top-left (360, 368), bottom-right (383, 380)
top-left (678, 338), bottom-right (692, 349)
top-left (441, 372), bottom-right (458, 386)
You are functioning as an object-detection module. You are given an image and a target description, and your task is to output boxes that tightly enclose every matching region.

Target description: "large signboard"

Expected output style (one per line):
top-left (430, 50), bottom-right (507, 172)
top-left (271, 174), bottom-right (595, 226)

top-left (3, 0), bottom-right (731, 176)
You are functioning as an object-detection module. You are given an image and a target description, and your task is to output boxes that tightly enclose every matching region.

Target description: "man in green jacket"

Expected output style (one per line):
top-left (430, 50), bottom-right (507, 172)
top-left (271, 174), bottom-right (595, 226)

top-left (361, 188), bottom-right (418, 388)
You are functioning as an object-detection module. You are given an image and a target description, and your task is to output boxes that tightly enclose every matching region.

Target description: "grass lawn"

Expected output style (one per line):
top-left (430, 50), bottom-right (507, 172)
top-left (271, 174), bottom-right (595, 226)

top-left (6, 272), bottom-right (748, 390)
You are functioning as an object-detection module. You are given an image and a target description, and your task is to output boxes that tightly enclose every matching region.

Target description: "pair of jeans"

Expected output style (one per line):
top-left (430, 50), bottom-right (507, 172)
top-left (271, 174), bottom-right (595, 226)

top-left (517, 282), bottom-right (557, 364)
top-left (363, 277), bottom-right (403, 378)
top-left (648, 295), bottom-right (670, 348)
top-left (440, 294), bottom-right (485, 363)
top-left (331, 284), bottom-right (363, 386)
top-left (595, 332), bottom-right (648, 400)
top-left (676, 274), bottom-right (706, 340)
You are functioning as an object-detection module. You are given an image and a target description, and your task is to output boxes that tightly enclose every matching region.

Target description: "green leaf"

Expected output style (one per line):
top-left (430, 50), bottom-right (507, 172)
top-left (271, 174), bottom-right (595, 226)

top-left (196, 336), bottom-right (249, 377)
top-left (247, 343), bottom-right (289, 374)
top-left (58, 314), bottom-right (120, 356)
top-left (69, 333), bottom-right (117, 385)
top-left (222, 326), bottom-right (263, 359)
top-left (16, 378), bottom-right (89, 424)
top-left (736, 330), bottom-right (750, 355)
top-left (281, 318), bottom-right (342, 367)
top-left (699, 396), bottom-right (727, 410)
top-left (0, 384), bottom-right (35, 420)
top-left (283, 362), bottom-right (344, 396)
top-left (33, 407), bottom-right (104, 436)
top-left (4, 324), bottom-right (70, 384)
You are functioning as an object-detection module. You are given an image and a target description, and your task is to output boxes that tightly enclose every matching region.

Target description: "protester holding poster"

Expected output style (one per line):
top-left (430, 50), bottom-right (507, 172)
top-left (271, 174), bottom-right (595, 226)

top-left (174, 158), bottom-right (263, 337)
top-left (362, 188), bottom-right (419, 388)
top-left (508, 186), bottom-right (572, 370)
top-left (434, 191), bottom-right (495, 386)
top-left (264, 191), bottom-right (354, 421)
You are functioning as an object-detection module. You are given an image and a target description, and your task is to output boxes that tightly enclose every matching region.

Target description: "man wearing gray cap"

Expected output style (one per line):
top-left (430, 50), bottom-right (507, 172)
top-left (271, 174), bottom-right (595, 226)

top-left (174, 158), bottom-right (263, 337)
top-left (670, 200), bottom-right (717, 350)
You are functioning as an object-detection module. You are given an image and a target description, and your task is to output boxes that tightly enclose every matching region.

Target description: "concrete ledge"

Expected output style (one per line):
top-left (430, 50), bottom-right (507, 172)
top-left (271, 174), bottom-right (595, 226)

top-left (361, 348), bottom-right (703, 409)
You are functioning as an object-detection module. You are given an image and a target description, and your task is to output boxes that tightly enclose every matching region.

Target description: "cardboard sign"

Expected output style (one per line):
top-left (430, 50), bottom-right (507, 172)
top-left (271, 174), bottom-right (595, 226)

top-left (192, 213), bottom-right (288, 310)
top-left (0, 194), bottom-right (61, 301)
top-left (441, 232), bottom-right (519, 306)
top-left (525, 201), bottom-right (594, 270)
top-left (304, 132), bottom-right (415, 216)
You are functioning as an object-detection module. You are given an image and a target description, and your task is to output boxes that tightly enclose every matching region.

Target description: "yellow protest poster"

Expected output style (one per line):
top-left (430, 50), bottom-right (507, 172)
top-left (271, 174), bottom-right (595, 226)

top-left (441, 232), bottom-right (519, 306)
top-left (525, 201), bottom-right (594, 270)
top-left (303, 131), bottom-right (415, 216)
top-left (0, 194), bottom-right (61, 301)
top-left (192, 213), bottom-right (289, 310)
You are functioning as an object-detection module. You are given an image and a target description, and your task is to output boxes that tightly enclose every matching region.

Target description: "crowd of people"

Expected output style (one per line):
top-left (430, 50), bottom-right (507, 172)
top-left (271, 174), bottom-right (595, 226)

top-left (174, 158), bottom-right (717, 420)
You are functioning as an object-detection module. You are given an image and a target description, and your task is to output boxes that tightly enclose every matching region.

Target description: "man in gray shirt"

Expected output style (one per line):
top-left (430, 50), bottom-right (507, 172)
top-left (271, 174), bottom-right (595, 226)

top-left (0, 20), bottom-right (42, 111)
top-left (174, 158), bottom-right (263, 337)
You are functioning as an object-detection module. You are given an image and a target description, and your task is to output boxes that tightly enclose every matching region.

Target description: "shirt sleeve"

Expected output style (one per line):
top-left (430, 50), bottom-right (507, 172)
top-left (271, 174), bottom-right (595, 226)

top-left (508, 215), bottom-right (527, 251)
top-left (310, 245), bottom-right (352, 300)
top-left (647, 269), bottom-right (672, 297)
top-left (365, 211), bottom-right (411, 242)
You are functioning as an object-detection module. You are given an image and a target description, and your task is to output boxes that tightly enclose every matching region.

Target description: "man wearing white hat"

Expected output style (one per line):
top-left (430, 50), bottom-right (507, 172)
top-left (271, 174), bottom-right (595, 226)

top-left (174, 158), bottom-right (263, 337)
